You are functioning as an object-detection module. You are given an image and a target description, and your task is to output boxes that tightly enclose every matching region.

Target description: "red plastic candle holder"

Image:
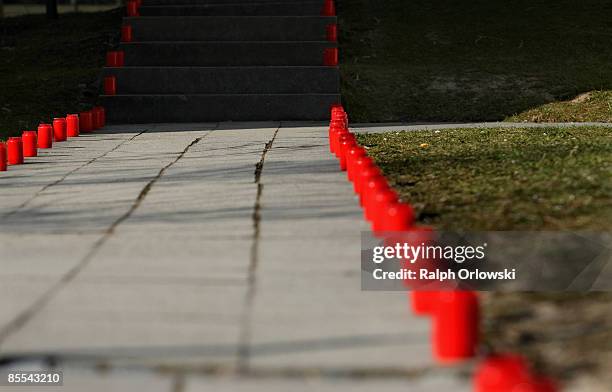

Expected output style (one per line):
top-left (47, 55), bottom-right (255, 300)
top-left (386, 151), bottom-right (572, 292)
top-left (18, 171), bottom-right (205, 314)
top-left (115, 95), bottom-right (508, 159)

top-left (66, 114), bottom-right (80, 137)
top-left (321, 0), bottom-right (335, 16)
top-left (324, 47), bottom-right (338, 66)
top-left (363, 176), bottom-right (387, 221)
top-left (474, 354), bottom-right (531, 391)
top-left (127, 1), bottom-right (139, 17)
top-left (330, 104), bottom-right (343, 117)
top-left (411, 291), bottom-right (441, 315)
top-left (7, 137), bottom-right (24, 165)
top-left (382, 201), bottom-right (415, 231)
top-left (104, 76), bottom-right (117, 95)
top-left (121, 25), bottom-right (133, 42)
top-left (79, 111), bottom-right (93, 132)
top-left (37, 124), bottom-right (53, 149)
top-left (92, 106), bottom-right (105, 129)
top-left (106, 51), bottom-right (119, 67)
top-left (346, 146), bottom-right (366, 182)
top-left (53, 118), bottom-right (67, 142)
top-left (116, 51), bottom-right (125, 66)
top-left (0, 142), bottom-right (7, 171)
top-left (22, 131), bottom-right (38, 157)
top-left (371, 188), bottom-right (398, 233)
top-left (357, 166), bottom-right (381, 203)
top-left (338, 134), bottom-right (356, 170)
top-left (433, 290), bottom-right (479, 363)
top-left (326, 23), bottom-right (338, 41)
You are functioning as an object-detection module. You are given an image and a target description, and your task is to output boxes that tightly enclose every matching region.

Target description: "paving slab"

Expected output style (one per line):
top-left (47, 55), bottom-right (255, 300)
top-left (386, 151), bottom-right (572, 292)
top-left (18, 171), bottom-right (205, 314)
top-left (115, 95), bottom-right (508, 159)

top-left (184, 373), bottom-right (471, 392)
top-left (0, 122), bottom-right (470, 390)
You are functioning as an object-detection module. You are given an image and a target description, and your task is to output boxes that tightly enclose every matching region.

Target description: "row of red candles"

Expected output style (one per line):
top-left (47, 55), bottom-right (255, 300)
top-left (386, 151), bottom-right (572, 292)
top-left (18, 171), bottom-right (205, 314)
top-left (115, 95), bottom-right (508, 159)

top-left (102, 3), bottom-right (340, 97)
top-left (328, 105), bottom-right (557, 391)
top-left (0, 107), bottom-right (106, 172)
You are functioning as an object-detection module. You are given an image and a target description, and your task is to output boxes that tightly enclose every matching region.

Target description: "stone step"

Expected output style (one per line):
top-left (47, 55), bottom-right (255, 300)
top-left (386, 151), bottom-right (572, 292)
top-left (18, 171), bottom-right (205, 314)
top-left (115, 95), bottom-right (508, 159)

top-left (124, 16), bottom-right (336, 41)
top-left (138, 2), bottom-right (323, 16)
top-left (100, 94), bottom-right (340, 123)
top-left (119, 41), bottom-right (336, 66)
top-left (102, 66), bottom-right (339, 94)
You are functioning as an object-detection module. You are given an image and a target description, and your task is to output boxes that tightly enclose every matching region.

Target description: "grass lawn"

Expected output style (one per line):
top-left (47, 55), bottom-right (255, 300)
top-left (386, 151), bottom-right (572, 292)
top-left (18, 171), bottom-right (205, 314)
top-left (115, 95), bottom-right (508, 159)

top-left (358, 126), bottom-right (612, 385)
top-left (0, 10), bottom-right (121, 141)
top-left (357, 126), bottom-right (611, 230)
top-left (339, 0), bottom-right (612, 123)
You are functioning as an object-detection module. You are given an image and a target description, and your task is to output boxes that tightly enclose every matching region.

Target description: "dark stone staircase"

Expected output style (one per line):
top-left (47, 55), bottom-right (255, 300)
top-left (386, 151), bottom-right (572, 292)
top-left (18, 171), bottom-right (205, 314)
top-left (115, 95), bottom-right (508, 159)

top-left (101, 0), bottom-right (340, 123)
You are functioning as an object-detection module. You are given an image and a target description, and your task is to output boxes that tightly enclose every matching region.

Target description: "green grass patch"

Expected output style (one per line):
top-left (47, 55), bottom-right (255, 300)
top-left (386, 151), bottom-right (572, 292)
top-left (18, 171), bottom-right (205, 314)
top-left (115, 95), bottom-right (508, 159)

top-left (508, 90), bottom-right (612, 123)
top-left (358, 127), bottom-right (612, 383)
top-left (339, 0), bottom-right (612, 123)
top-left (0, 10), bottom-right (121, 141)
top-left (357, 126), bottom-right (611, 230)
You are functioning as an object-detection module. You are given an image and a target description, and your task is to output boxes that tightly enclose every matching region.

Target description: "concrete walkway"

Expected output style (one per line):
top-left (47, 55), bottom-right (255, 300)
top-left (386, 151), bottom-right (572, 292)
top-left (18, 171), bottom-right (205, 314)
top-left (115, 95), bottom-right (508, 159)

top-left (0, 123), bottom-right (469, 391)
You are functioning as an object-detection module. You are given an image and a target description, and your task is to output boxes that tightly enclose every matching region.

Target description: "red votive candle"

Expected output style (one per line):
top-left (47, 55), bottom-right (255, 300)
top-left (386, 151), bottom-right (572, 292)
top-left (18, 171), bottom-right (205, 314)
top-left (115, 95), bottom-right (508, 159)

top-left (323, 47), bottom-right (338, 66)
top-left (106, 51), bottom-right (118, 67)
top-left (104, 76), bottom-right (117, 95)
top-left (79, 111), bottom-right (93, 132)
top-left (53, 118), bottom-right (67, 142)
top-left (7, 137), bottom-right (24, 165)
top-left (0, 142), bottom-right (7, 171)
top-left (321, 0), bottom-right (335, 16)
top-left (121, 25), bottom-right (133, 42)
top-left (127, 1), bottom-right (139, 17)
top-left (22, 131), bottom-right (38, 157)
top-left (116, 51), bottom-right (125, 66)
top-left (93, 106), bottom-right (105, 129)
top-left (66, 114), bottom-right (80, 137)
top-left (37, 124), bottom-right (53, 149)
top-left (433, 290), bottom-right (479, 363)
top-left (326, 23), bottom-right (338, 41)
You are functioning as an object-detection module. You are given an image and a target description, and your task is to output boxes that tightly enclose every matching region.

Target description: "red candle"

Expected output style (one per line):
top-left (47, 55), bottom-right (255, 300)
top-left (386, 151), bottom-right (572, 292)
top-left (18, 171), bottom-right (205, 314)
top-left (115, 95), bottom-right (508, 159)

top-left (106, 51), bottom-right (118, 67)
top-left (116, 51), bottom-right (125, 67)
top-left (411, 291), bottom-right (440, 315)
top-left (433, 290), bottom-right (479, 363)
top-left (346, 146), bottom-right (366, 182)
top-left (474, 354), bottom-right (531, 391)
top-left (328, 120), bottom-right (345, 154)
top-left (37, 124), bottom-right (53, 149)
top-left (0, 142), bottom-right (7, 171)
top-left (338, 134), bottom-right (356, 171)
top-left (352, 156), bottom-right (373, 193)
top-left (330, 103), bottom-right (343, 114)
top-left (127, 1), bottom-right (139, 17)
top-left (381, 201), bottom-right (414, 231)
top-left (372, 188), bottom-right (398, 233)
top-left (326, 23), bottom-right (338, 41)
top-left (22, 131), bottom-right (38, 157)
top-left (93, 106), bottom-right (105, 129)
top-left (66, 114), bottom-right (80, 137)
top-left (363, 176), bottom-right (387, 221)
top-left (121, 25), bottom-right (133, 42)
top-left (321, 0), bottom-right (336, 16)
top-left (53, 118), bottom-right (67, 142)
top-left (333, 128), bottom-right (349, 158)
top-left (104, 76), bottom-right (117, 95)
top-left (323, 47), bottom-right (338, 66)
top-left (7, 137), bottom-right (24, 165)
top-left (98, 106), bottom-right (106, 127)
top-left (79, 111), bottom-right (93, 132)
top-left (331, 108), bottom-right (346, 125)
top-left (356, 164), bottom-right (379, 197)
